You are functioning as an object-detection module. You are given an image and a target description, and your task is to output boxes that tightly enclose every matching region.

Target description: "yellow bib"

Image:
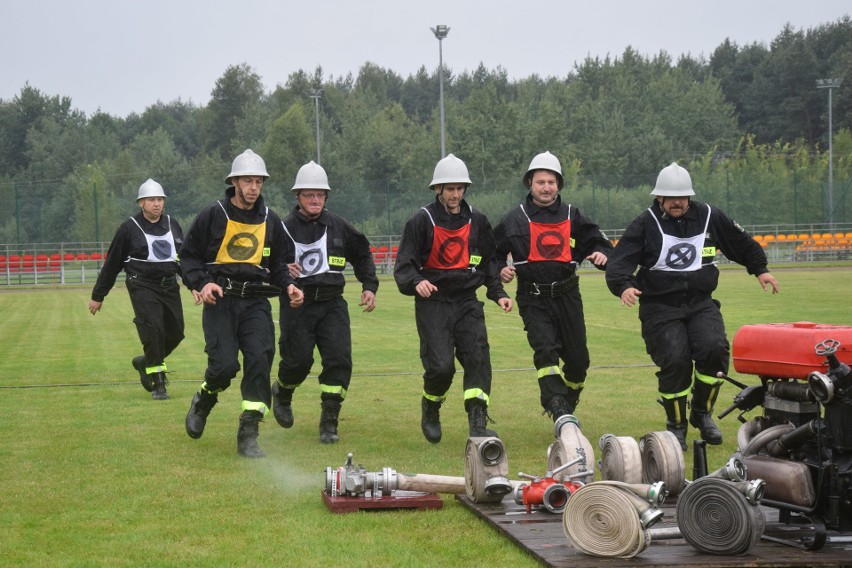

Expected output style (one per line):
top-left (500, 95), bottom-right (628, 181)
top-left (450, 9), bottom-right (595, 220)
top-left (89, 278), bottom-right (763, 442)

top-left (215, 218), bottom-right (268, 265)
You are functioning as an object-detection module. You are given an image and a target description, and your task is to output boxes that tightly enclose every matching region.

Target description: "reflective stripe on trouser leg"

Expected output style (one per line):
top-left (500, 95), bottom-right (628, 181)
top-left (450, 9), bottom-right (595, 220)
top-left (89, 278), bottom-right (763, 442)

top-left (463, 389), bottom-right (490, 406)
top-left (320, 384), bottom-right (347, 401)
top-left (145, 362), bottom-right (168, 374)
top-left (423, 391), bottom-right (447, 403)
top-left (201, 381), bottom-right (225, 394)
top-left (692, 370), bottom-right (722, 413)
top-left (242, 400), bottom-right (269, 415)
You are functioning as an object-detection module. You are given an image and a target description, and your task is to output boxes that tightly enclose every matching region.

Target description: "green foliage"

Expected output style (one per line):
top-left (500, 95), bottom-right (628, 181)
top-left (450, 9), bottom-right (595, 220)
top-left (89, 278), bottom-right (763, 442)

top-left (261, 101), bottom-right (314, 186)
top-left (1, 18), bottom-right (851, 243)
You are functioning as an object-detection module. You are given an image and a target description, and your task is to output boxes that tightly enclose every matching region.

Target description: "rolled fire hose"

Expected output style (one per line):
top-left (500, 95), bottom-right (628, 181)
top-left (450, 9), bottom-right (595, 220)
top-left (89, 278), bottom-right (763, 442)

top-left (675, 476), bottom-right (766, 555)
top-left (464, 436), bottom-right (513, 503)
top-left (598, 434), bottom-right (643, 484)
top-left (547, 415), bottom-right (596, 484)
top-left (562, 481), bottom-right (664, 558)
top-left (639, 431), bottom-right (686, 496)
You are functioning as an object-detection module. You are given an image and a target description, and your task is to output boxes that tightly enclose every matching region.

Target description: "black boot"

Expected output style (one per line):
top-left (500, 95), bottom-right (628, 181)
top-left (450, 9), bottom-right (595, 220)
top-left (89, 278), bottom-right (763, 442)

top-left (544, 394), bottom-right (573, 423)
top-left (467, 400), bottom-right (498, 438)
top-left (185, 390), bottom-right (218, 439)
top-left (659, 396), bottom-right (688, 451)
top-left (689, 379), bottom-right (723, 445)
top-left (237, 411), bottom-right (265, 458)
top-left (319, 399), bottom-right (342, 444)
top-left (271, 381), bottom-right (294, 428)
top-left (421, 397), bottom-right (443, 444)
top-left (565, 388), bottom-right (581, 415)
top-left (133, 356), bottom-right (154, 392)
top-left (151, 372), bottom-right (169, 401)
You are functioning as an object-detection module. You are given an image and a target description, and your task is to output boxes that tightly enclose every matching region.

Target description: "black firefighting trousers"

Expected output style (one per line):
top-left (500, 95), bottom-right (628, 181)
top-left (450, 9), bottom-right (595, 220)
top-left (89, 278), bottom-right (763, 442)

top-left (414, 296), bottom-right (492, 402)
top-left (638, 296), bottom-right (729, 395)
top-left (277, 296), bottom-right (352, 398)
top-left (201, 295), bottom-right (275, 408)
top-left (517, 288), bottom-right (589, 407)
top-left (127, 278), bottom-right (184, 369)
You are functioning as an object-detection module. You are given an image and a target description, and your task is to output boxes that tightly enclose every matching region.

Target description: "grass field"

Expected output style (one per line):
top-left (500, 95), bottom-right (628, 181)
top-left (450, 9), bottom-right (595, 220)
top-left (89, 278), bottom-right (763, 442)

top-left (1, 266), bottom-right (850, 566)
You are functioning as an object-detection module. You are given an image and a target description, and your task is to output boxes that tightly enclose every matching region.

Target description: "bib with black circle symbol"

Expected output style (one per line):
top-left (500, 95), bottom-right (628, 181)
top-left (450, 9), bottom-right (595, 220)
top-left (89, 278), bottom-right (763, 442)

top-left (511, 203), bottom-right (574, 266)
top-left (420, 207), bottom-right (475, 270)
top-left (128, 216), bottom-right (177, 263)
top-left (528, 219), bottom-right (573, 262)
top-left (649, 204), bottom-right (712, 272)
top-left (424, 225), bottom-right (471, 270)
top-left (281, 223), bottom-right (331, 278)
top-left (215, 222), bottom-right (265, 264)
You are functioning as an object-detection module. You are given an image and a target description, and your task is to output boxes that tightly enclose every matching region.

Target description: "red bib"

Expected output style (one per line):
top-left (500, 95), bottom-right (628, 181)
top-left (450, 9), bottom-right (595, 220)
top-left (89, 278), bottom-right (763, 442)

top-left (528, 219), bottom-right (573, 262)
top-left (424, 224), bottom-right (471, 269)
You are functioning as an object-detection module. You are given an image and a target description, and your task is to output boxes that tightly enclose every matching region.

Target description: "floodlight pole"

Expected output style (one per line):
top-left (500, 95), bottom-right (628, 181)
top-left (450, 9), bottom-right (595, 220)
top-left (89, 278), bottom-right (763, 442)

top-left (816, 78), bottom-right (842, 230)
top-left (431, 25), bottom-right (450, 158)
top-left (309, 89), bottom-right (322, 164)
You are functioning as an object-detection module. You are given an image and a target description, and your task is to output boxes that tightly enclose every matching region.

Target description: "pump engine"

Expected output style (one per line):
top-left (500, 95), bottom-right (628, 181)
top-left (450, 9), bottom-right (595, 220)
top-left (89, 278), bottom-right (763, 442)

top-left (721, 322), bottom-right (852, 550)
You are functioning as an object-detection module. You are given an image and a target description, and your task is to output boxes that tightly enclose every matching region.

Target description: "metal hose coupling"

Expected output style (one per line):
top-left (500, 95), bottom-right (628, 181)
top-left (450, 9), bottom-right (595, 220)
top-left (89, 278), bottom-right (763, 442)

top-left (324, 452), bottom-right (467, 497)
top-left (464, 436), bottom-right (512, 503)
top-left (548, 414), bottom-right (596, 484)
top-left (706, 457), bottom-right (748, 482)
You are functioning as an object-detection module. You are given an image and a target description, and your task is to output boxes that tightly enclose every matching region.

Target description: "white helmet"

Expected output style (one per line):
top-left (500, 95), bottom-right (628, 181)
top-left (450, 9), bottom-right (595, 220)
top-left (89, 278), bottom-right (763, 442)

top-left (137, 178), bottom-right (166, 200)
top-left (429, 153), bottom-right (472, 189)
top-left (524, 151), bottom-right (564, 189)
top-left (291, 161), bottom-right (331, 193)
top-left (226, 149), bottom-right (269, 184)
top-left (651, 162), bottom-right (695, 197)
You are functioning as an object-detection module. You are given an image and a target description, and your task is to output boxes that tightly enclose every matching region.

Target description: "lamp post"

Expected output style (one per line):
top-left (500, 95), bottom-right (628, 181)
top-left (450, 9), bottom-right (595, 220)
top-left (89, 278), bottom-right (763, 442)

top-left (309, 88), bottom-right (322, 164)
top-left (430, 25), bottom-right (450, 158)
top-left (816, 78), bottom-right (842, 230)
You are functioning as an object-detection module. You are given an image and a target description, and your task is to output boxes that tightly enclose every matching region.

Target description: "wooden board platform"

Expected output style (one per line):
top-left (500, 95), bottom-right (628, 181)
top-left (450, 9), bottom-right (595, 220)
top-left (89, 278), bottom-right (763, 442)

top-left (323, 490), bottom-right (443, 513)
top-left (455, 495), bottom-right (852, 567)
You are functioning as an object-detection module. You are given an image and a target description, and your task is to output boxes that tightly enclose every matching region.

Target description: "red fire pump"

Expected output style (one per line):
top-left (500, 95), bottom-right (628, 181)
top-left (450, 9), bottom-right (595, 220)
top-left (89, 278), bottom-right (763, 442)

top-left (721, 322), bottom-right (852, 550)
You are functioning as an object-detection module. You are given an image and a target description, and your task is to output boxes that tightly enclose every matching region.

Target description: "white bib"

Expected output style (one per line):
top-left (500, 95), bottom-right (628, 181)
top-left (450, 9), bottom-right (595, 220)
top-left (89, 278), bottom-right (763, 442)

top-left (648, 205), bottom-right (712, 272)
top-left (282, 223), bottom-right (330, 278)
top-left (128, 216), bottom-right (177, 263)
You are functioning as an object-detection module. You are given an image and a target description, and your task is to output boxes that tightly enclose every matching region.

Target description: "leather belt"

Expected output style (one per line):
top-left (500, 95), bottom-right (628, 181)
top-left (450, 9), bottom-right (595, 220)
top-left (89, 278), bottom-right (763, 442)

top-left (301, 286), bottom-right (343, 301)
top-left (522, 275), bottom-right (579, 298)
top-left (127, 273), bottom-right (177, 287)
top-left (215, 277), bottom-right (281, 298)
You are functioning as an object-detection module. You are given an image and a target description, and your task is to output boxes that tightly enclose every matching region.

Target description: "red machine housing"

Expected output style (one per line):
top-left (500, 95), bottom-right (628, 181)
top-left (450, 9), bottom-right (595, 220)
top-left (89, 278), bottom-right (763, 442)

top-left (733, 322), bottom-right (852, 379)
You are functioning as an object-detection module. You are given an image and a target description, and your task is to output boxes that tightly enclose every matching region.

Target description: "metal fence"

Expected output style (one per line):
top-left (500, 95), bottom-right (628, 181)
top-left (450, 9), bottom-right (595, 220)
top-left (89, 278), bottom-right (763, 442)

top-left (3, 223), bottom-right (850, 287)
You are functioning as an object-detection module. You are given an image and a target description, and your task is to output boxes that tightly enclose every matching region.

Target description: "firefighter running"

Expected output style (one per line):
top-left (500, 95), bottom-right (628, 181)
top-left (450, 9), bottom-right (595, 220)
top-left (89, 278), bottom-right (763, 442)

top-left (606, 162), bottom-right (779, 450)
top-left (88, 178), bottom-right (188, 401)
top-left (394, 154), bottom-right (512, 443)
top-left (494, 151), bottom-right (612, 423)
top-left (273, 161), bottom-right (378, 444)
top-left (180, 149), bottom-right (303, 458)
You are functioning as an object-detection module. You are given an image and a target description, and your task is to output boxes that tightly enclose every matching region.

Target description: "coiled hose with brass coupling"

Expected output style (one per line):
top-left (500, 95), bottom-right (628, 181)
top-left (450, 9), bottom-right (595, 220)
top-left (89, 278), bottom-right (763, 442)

top-left (562, 480), bottom-right (667, 558)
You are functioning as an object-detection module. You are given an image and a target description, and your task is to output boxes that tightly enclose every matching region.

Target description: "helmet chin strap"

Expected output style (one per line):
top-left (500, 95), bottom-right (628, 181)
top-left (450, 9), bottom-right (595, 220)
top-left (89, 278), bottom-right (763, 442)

top-left (436, 186), bottom-right (462, 213)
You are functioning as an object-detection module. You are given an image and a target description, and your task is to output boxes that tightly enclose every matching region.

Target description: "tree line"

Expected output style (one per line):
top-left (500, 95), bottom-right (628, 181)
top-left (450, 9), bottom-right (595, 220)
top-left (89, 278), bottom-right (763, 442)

top-left (0, 17), bottom-right (849, 243)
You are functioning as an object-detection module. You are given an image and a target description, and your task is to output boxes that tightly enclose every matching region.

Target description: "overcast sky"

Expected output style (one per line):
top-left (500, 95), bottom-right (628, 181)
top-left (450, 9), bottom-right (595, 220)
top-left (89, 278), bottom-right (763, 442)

top-left (2, 0), bottom-right (849, 118)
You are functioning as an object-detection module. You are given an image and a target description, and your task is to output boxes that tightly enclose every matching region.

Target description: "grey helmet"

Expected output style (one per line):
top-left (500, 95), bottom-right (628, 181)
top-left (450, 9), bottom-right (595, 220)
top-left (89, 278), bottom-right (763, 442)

top-left (226, 149), bottom-right (269, 185)
top-left (651, 162), bottom-right (695, 197)
top-left (137, 179), bottom-right (166, 200)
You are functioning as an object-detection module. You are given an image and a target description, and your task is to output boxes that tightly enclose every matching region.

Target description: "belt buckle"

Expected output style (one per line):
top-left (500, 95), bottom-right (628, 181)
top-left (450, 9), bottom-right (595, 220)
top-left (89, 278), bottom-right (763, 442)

top-left (549, 281), bottom-right (559, 298)
top-left (239, 281), bottom-right (250, 298)
top-left (221, 277), bottom-right (236, 295)
top-left (530, 282), bottom-right (541, 296)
